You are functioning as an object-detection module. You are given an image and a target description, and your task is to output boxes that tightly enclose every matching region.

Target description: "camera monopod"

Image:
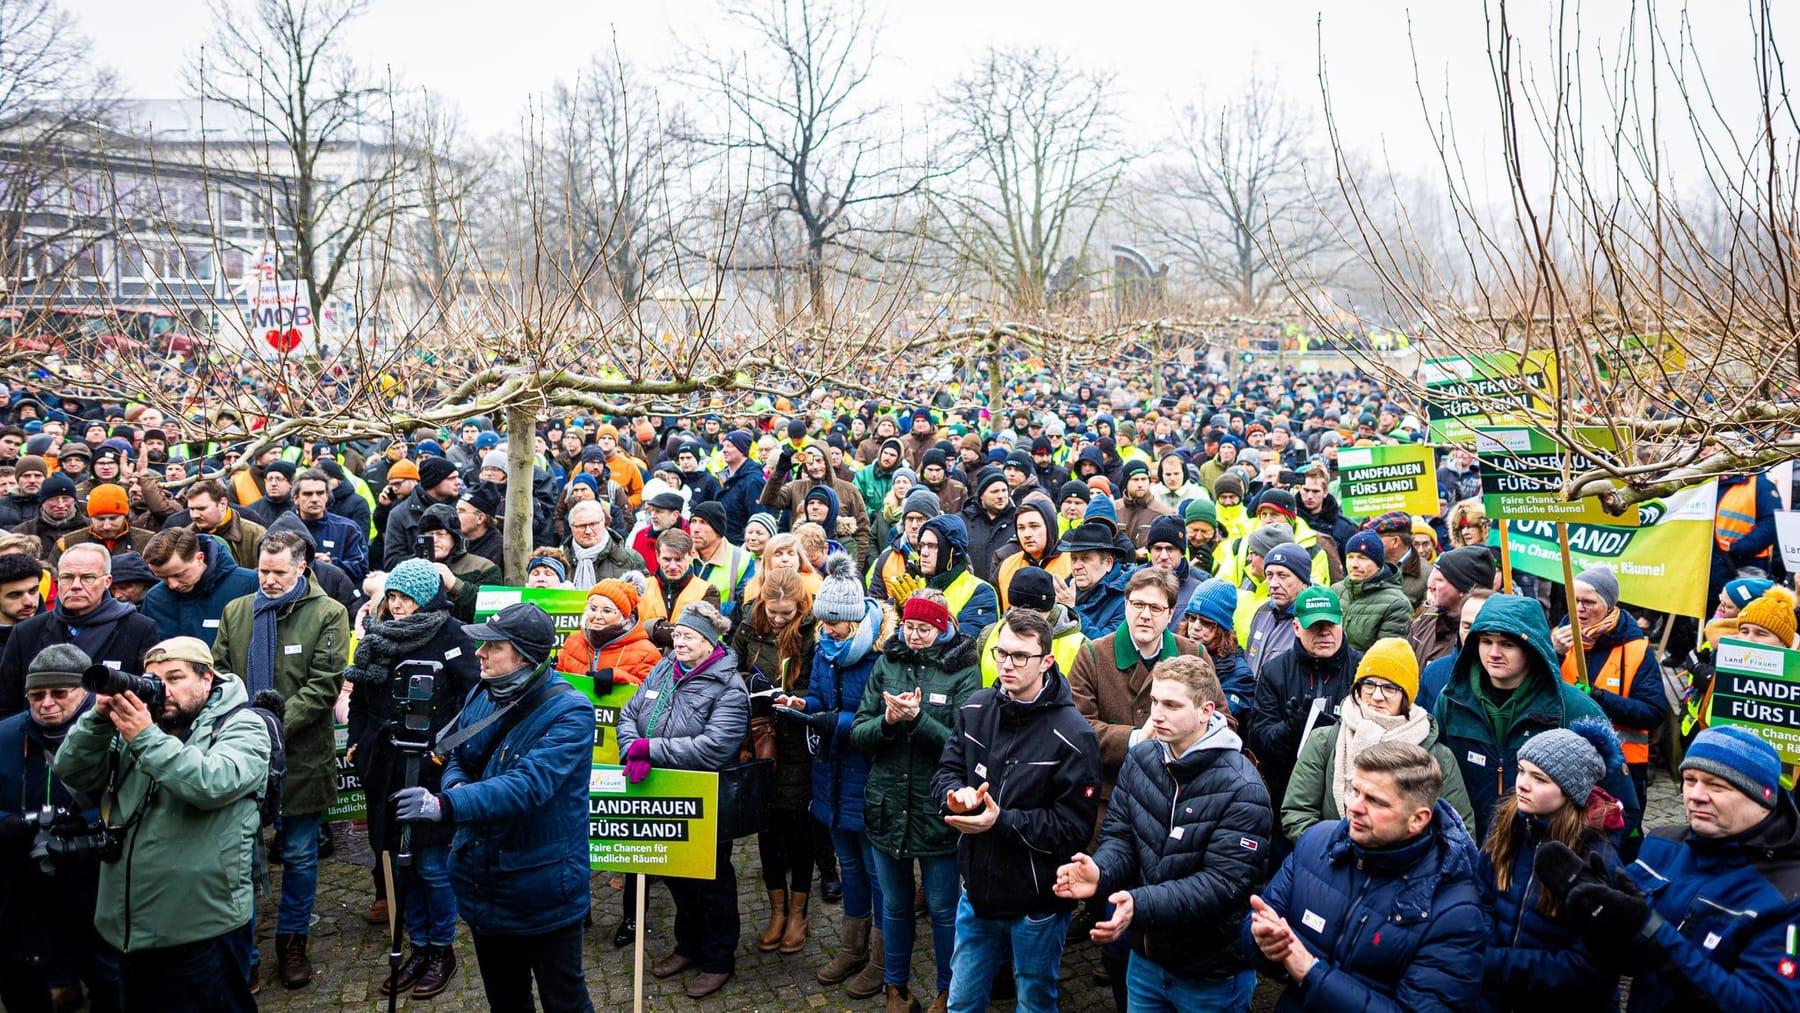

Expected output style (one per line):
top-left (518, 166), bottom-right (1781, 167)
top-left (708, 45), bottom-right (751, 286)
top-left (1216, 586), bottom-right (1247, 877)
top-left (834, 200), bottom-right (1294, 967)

top-left (383, 660), bottom-right (441, 1013)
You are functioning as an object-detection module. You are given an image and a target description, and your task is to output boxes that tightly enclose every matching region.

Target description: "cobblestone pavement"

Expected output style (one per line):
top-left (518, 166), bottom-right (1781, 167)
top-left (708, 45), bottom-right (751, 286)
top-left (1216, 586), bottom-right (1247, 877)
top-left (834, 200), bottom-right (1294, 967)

top-left (251, 773), bottom-right (1689, 1011)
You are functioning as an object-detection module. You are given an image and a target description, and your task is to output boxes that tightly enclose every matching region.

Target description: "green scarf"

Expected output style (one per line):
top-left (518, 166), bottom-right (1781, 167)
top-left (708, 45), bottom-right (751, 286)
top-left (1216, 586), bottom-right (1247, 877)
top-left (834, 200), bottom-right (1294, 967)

top-left (1473, 666), bottom-right (1550, 746)
top-left (1114, 625), bottom-right (1179, 671)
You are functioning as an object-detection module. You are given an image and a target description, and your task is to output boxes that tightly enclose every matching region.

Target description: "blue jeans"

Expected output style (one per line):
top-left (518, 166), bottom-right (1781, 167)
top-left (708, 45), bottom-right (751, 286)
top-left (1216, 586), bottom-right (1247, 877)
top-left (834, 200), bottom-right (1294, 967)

top-left (404, 844), bottom-right (458, 946)
top-left (1125, 953), bottom-right (1255, 1013)
top-left (870, 850), bottom-right (959, 991)
top-left (276, 812), bottom-right (322, 934)
top-left (827, 827), bottom-right (883, 922)
top-left (945, 893), bottom-right (1069, 1013)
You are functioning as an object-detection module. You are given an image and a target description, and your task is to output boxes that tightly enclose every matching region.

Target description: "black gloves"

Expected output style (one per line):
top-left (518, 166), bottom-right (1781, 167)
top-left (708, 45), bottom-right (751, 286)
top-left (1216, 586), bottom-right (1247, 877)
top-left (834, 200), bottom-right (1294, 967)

top-left (0, 812), bottom-right (30, 855)
top-left (775, 706), bottom-right (837, 733)
top-left (1533, 840), bottom-right (1652, 968)
top-left (1533, 841), bottom-right (1611, 902)
top-left (591, 666), bottom-right (615, 693)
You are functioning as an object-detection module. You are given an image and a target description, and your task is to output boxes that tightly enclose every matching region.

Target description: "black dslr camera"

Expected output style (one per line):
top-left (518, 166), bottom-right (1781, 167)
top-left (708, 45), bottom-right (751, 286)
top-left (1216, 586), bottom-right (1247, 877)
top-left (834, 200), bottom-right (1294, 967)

top-left (413, 534), bottom-right (436, 560)
top-left (81, 663), bottom-right (166, 710)
top-left (24, 805), bottom-right (121, 874)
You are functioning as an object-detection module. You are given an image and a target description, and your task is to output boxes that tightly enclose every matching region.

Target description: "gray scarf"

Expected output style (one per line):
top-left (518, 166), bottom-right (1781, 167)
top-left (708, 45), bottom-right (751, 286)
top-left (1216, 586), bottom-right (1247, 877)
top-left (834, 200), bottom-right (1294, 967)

top-left (483, 662), bottom-right (542, 701)
top-left (570, 533), bottom-right (609, 587)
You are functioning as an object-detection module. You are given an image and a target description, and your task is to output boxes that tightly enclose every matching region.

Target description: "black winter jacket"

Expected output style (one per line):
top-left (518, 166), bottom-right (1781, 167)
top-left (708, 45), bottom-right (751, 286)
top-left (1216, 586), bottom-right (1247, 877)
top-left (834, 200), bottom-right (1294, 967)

top-left (931, 667), bottom-right (1100, 920)
top-left (1093, 716), bottom-right (1272, 982)
top-left (0, 597), bottom-right (162, 719)
top-left (1246, 639), bottom-right (1362, 809)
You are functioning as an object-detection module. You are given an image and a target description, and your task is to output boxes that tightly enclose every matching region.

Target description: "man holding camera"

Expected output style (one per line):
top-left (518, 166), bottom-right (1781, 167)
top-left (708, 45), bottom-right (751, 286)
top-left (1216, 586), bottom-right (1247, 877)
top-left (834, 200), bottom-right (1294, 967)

top-left (0, 645), bottom-right (123, 1013)
top-left (53, 636), bottom-right (272, 1012)
top-left (212, 530), bottom-right (350, 989)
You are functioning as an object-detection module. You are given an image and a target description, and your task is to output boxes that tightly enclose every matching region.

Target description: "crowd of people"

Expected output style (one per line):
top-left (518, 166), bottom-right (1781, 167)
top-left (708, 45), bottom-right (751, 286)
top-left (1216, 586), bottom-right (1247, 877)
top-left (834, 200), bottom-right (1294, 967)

top-left (0, 356), bottom-right (1796, 1013)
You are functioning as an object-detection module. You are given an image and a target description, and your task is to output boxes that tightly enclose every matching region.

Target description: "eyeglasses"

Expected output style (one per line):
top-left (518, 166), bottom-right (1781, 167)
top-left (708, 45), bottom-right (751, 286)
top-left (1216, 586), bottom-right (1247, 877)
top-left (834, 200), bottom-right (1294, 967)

top-left (1359, 680), bottom-right (1404, 700)
top-left (1126, 599), bottom-right (1170, 616)
top-left (56, 573), bottom-right (103, 585)
top-left (989, 646), bottom-right (1044, 668)
top-left (901, 621), bottom-right (940, 638)
top-left (26, 687), bottom-right (79, 703)
top-left (571, 521), bottom-right (604, 531)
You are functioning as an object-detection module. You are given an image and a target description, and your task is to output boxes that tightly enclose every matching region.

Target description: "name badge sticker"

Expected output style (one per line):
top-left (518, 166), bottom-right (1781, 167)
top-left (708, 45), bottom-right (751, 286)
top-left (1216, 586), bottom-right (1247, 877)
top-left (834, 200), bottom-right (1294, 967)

top-left (1467, 752), bottom-right (1487, 767)
top-left (202, 619), bottom-right (220, 628)
top-left (444, 647), bottom-right (462, 660)
top-left (1168, 826), bottom-right (1185, 840)
top-left (284, 644), bottom-right (303, 655)
top-left (928, 692), bottom-right (948, 705)
top-left (975, 763), bottom-right (988, 779)
top-left (1301, 910), bottom-right (1326, 933)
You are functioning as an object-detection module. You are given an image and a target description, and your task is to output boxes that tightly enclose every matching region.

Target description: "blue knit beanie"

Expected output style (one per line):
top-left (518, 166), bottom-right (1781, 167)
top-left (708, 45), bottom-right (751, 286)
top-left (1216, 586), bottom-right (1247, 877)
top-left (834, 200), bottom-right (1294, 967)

top-left (1186, 577), bottom-right (1239, 629)
top-left (385, 559), bottom-right (442, 608)
top-left (1683, 726), bottom-right (1783, 808)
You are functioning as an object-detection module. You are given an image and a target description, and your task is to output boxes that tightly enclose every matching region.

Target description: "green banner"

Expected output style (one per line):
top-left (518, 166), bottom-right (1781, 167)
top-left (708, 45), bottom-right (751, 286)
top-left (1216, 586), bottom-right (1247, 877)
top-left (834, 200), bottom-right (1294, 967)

top-left (1501, 480), bottom-right (1715, 618)
top-left (476, 585), bottom-right (640, 765)
top-left (1421, 352), bottom-right (1557, 443)
top-left (1476, 425), bottom-right (1639, 526)
top-left (1708, 637), bottom-right (1800, 784)
top-left (1335, 444), bottom-right (1440, 517)
top-left (328, 723), bottom-right (367, 821)
top-left (588, 765), bottom-right (719, 877)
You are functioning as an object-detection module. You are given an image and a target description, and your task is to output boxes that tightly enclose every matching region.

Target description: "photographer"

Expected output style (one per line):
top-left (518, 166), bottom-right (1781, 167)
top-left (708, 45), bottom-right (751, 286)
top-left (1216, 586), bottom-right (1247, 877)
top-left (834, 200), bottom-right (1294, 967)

top-left (0, 645), bottom-right (122, 1013)
top-left (344, 559), bottom-right (479, 999)
top-left (415, 503), bottom-right (501, 622)
top-left (53, 636), bottom-right (271, 1012)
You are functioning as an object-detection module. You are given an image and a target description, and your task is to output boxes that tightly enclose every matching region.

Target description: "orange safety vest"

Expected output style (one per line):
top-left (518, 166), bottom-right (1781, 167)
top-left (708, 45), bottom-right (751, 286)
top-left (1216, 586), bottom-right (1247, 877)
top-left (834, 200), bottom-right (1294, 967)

top-left (995, 550), bottom-right (1073, 610)
top-left (231, 469), bottom-right (263, 509)
top-left (1560, 636), bottom-right (1652, 764)
top-left (1714, 480), bottom-right (1768, 559)
top-left (639, 574), bottom-right (712, 625)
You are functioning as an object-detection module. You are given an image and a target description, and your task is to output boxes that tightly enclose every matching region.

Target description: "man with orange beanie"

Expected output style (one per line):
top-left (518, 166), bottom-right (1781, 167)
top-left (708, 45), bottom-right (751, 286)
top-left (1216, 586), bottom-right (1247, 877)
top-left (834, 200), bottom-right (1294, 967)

top-left (56, 484), bottom-right (154, 559)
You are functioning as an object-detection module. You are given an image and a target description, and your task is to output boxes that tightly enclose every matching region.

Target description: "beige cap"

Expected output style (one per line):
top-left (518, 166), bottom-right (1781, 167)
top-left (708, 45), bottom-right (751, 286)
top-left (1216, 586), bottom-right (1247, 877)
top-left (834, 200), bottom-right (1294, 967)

top-left (143, 636), bottom-right (217, 671)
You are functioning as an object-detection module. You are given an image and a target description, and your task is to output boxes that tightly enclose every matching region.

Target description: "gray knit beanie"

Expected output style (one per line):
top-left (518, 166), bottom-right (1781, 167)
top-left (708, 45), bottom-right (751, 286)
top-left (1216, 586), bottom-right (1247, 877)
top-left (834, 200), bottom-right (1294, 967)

top-left (811, 552), bottom-right (866, 623)
top-left (1517, 727), bottom-right (1606, 805)
top-left (901, 488), bottom-right (942, 521)
top-left (1245, 521), bottom-right (1297, 560)
top-left (25, 644), bottom-right (91, 691)
top-left (1574, 565), bottom-right (1620, 610)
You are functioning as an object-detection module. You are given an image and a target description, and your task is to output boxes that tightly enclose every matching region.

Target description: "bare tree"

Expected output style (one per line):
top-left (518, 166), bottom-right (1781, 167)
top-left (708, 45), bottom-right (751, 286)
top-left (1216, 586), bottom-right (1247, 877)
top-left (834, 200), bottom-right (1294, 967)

top-left (185, 0), bottom-right (420, 321)
top-left (690, 0), bottom-right (924, 316)
top-left (0, 0), bottom-right (117, 298)
top-left (932, 47), bottom-right (1125, 311)
top-left (1137, 68), bottom-right (1345, 313)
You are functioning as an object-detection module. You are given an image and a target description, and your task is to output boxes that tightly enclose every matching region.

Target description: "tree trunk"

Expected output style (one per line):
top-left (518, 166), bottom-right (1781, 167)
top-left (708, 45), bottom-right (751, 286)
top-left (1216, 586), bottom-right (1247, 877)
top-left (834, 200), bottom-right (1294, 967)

top-left (503, 404), bottom-right (535, 584)
top-left (987, 337), bottom-right (1004, 415)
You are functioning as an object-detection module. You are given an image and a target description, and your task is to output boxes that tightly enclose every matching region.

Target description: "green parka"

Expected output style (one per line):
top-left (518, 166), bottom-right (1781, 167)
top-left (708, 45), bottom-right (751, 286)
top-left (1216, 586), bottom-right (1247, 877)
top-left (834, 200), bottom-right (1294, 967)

top-left (850, 630), bottom-right (981, 859)
top-left (1330, 564), bottom-right (1415, 653)
top-left (1278, 709), bottom-right (1475, 841)
top-left (54, 670), bottom-right (271, 952)
top-left (211, 576), bottom-right (349, 815)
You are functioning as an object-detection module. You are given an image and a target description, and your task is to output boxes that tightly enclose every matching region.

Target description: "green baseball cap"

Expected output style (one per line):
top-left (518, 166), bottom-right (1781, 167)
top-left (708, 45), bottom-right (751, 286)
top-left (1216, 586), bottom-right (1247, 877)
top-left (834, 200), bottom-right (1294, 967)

top-left (1292, 586), bottom-right (1344, 628)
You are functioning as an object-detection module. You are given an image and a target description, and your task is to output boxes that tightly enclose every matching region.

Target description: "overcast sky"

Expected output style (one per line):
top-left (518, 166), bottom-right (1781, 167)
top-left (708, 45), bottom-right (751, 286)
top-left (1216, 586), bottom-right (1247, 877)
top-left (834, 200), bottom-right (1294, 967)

top-left (79, 0), bottom-right (1789, 182)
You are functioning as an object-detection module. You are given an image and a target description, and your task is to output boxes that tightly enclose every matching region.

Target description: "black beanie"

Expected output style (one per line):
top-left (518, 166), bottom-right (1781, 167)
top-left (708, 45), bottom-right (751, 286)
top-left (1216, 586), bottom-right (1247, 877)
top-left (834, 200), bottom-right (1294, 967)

top-left (1058, 480), bottom-right (1091, 504)
top-left (418, 457), bottom-right (458, 489)
top-left (1435, 546), bottom-right (1497, 593)
top-left (1008, 566), bottom-right (1056, 612)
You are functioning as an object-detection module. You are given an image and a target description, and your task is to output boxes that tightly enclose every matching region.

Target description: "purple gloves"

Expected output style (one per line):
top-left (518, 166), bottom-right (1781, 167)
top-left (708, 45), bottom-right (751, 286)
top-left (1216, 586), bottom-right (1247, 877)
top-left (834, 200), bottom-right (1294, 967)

top-left (624, 737), bottom-right (653, 784)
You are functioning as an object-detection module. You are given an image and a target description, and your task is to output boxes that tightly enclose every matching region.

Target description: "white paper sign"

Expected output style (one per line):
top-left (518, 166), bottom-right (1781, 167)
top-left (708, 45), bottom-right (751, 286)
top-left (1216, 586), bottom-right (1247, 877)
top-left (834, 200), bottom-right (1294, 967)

top-left (1775, 510), bottom-right (1800, 570)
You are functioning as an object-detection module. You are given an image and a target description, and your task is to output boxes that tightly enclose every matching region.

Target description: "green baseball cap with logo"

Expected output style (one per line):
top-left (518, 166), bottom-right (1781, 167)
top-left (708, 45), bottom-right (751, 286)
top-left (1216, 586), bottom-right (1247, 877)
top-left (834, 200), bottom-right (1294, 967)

top-left (1292, 586), bottom-right (1344, 628)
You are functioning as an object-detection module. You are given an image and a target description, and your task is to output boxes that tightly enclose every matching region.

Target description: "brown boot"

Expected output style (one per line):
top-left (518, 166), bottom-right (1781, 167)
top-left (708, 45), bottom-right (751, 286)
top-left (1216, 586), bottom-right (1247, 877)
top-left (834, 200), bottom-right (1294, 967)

top-left (366, 897), bottom-right (389, 924)
top-left (275, 932), bottom-right (313, 989)
top-left (411, 945), bottom-right (458, 998)
top-left (927, 991), bottom-right (947, 1013)
top-left (379, 945), bottom-right (430, 996)
top-left (816, 915), bottom-right (869, 984)
top-left (780, 891), bottom-right (810, 954)
top-left (845, 930), bottom-right (885, 999)
top-left (758, 889), bottom-right (788, 951)
top-left (886, 983), bottom-right (923, 1013)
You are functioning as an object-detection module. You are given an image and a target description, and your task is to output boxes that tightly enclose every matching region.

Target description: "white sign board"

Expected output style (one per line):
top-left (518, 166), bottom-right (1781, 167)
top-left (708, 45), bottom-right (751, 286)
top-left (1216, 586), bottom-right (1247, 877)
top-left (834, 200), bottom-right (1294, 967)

top-left (238, 246), bottom-right (315, 357)
top-left (1774, 510), bottom-right (1800, 571)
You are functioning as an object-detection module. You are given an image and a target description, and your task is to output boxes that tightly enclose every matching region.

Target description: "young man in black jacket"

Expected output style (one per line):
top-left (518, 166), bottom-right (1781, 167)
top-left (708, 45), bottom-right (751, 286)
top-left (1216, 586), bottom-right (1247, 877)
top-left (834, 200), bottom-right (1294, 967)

top-left (1056, 654), bottom-right (1271, 1012)
top-left (932, 607), bottom-right (1100, 1013)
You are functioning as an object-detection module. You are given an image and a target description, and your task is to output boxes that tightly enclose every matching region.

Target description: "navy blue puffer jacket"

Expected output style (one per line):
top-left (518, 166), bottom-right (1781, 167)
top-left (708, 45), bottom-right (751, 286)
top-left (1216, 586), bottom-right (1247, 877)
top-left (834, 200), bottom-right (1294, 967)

top-left (1244, 798), bottom-right (1489, 1012)
top-left (1477, 812), bottom-right (1621, 1012)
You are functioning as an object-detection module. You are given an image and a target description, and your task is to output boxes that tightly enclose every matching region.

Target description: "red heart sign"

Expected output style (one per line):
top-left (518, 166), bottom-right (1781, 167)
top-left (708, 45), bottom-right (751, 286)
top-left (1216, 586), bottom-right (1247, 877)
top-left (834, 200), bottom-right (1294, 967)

top-left (264, 328), bottom-right (302, 353)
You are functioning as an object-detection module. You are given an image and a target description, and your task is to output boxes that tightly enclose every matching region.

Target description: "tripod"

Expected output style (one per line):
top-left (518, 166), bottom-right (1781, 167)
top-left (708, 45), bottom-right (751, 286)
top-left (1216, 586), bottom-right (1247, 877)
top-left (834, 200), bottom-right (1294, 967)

top-left (383, 661), bottom-right (442, 1013)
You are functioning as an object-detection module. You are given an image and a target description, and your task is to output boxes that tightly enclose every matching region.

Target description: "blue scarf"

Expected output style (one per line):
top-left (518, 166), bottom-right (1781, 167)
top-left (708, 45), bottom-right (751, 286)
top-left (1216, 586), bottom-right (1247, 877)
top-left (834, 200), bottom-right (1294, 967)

top-left (246, 577), bottom-right (308, 697)
top-left (816, 600), bottom-right (880, 668)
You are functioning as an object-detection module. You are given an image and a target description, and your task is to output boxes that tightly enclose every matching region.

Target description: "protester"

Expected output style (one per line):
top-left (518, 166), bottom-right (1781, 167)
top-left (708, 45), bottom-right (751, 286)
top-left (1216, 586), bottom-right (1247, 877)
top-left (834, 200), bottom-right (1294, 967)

top-left (931, 608), bottom-right (1100, 1013)
top-left (1247, 742), bottom-right (1488, 1011)
top-left (620, 601), bottom-right (749, 999)
top-left (850, 590), bottom-right (981, 1013)
top-left (1331, 528), bottom-right (1414, 652)
top-left (1281, 637), bottom-right (1472, 841)
top-left (0, 544), bottom-right (160, 720)
top-left (1409, 545), bottom-right (1495, 667)
top-left (1056, 654), bottom-right (1270, 1013)
top-left (1248, 585), bottom-right (1363, 812)
top-left (731, 568), bottom-right (819, 955)
top-left (141, 527), bottom-right (258, 644)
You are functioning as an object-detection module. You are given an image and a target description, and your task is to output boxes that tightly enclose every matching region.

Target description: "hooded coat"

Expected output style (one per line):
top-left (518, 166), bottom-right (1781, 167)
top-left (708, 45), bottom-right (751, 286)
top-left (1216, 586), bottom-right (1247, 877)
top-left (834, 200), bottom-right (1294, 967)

top-left (960, 496), bottom-right (1016, 585)
top-left (717, 459), bottom-right (766, 545)
top-left (991, 498), bottom-right (1073, 609)
top-left (1243, 798), bottom-right (1489, 1012)
top-left (850, 630), bottom-right (981, 859)
top-left (919, 513), bottom-right (999, 635)
top-left (140, 533), bottom-right (258, 643)
top-left (418, 502), bottom-right (502, 621)
top-left (1073, 557), bottom-right (1131, 641)
top-left (1093, 715), bottom-right (1272, 983)
top-left (1432, 594), bottom-right (1641, 843)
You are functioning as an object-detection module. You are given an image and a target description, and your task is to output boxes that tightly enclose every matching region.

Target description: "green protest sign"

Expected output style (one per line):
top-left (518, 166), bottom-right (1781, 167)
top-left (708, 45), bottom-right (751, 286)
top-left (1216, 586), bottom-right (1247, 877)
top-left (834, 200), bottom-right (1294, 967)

top-left (1708, 637), bottom-right (1800, 783)
top-left (1421, 352), bottom-right (1557, 443)
top-left (1335, 444), bottom-right (1439, 517)
top-left (474, 586), bottom-right (590, 662)
top-left (588, 765), bottom-right (719, 878)
top-left (1476, 425), bottom-right (1640, 526)
top-left (477, 586), bottom-right (640, 764)
top-left (328, 723), bottom-right (367, 821)
top-left (1501, 480), bottom-right (1713, 618)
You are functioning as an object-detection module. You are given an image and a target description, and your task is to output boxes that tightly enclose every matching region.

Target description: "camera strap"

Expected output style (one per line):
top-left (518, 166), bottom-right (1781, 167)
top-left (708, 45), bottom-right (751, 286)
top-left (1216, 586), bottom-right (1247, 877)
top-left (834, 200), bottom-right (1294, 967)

top-left (432, 666), bottom-right (568, 771)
